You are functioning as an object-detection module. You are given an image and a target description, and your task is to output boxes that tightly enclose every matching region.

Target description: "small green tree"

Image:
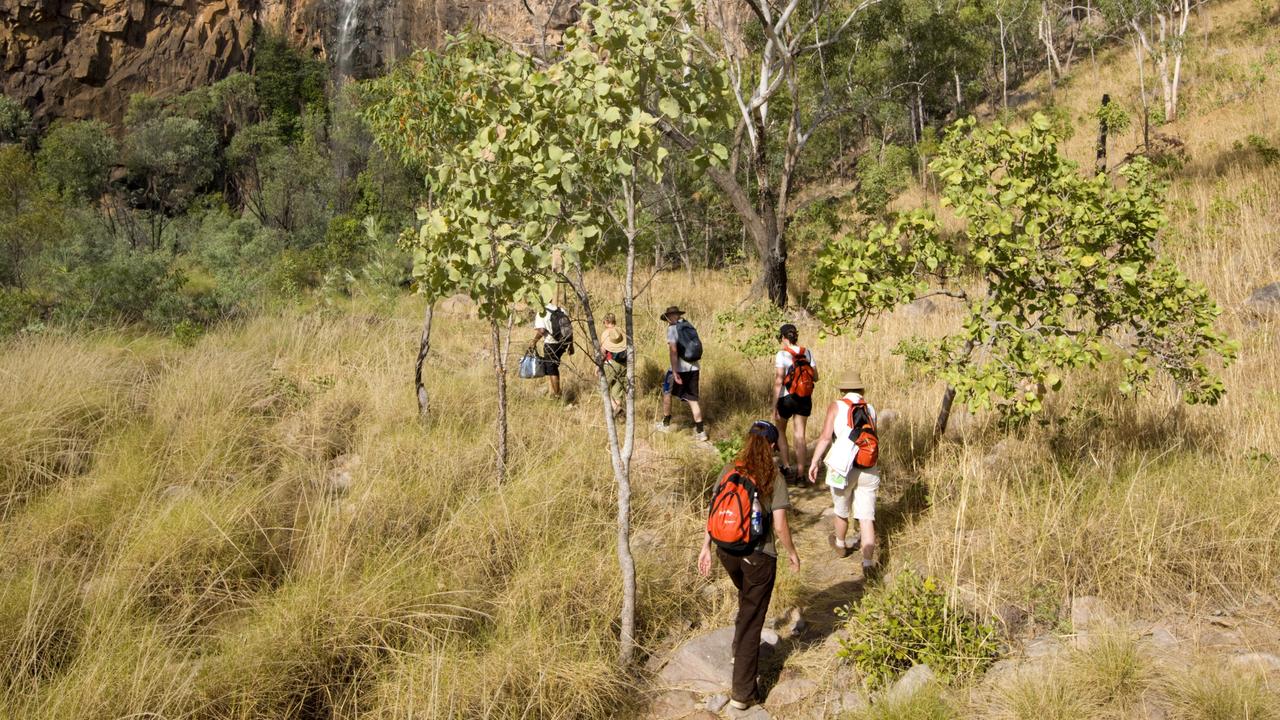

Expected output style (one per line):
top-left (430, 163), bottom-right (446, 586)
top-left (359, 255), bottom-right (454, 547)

top-left (811, 115), bottom-right (1236, 433)
top-left (364, 0), bottom-right (729, 663)
top-left (123, 116), bottom-right (219, 248)
top-left (36, 120), bottom-right (118, 201)
top-left (0, 96), bottom-right (32, 145)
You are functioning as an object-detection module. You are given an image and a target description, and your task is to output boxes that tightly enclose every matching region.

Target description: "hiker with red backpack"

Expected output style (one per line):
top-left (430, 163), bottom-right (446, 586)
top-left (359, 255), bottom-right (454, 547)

top-left (807, 375), bottom-right (881, 579)
top-left (697, 420), bottom-right (800, 710)
top-left (772, 323), bottom-right (817, 483)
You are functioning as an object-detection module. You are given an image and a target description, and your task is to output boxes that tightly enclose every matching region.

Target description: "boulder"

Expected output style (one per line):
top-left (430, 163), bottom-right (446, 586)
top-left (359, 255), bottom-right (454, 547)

top-left (648, 690), bottom-right (699, 720)
top-left (1070, 595), bottom-right (1112, 634)
top-left (765, 677), bottom-right (818, 708)
top-left (884, 663), bottom-right (935, 703)
top-left (657, 627), bottom-right (778, 693)
top-left (1228, 652), bottom-right (1280, 675)
top-left (1244, 282), bottom-right (1280, 316)
top-left (438, 293), bottom-right (477, 318)
top-left (1024, 634), bottom-right (1067, 659)
top-left (903, 297), bottom-right (937, 316)
top-left (768, 606), bottom-right (806, 640)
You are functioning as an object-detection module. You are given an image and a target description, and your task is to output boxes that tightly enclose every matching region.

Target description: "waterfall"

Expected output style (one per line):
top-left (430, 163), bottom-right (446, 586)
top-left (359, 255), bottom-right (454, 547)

top-left (336, 0), bottom-right (363, 80)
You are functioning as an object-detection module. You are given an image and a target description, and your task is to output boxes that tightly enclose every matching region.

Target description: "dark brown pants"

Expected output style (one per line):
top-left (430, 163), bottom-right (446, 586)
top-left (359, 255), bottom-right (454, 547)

top-left (717, 548), bottom-right (777, 703)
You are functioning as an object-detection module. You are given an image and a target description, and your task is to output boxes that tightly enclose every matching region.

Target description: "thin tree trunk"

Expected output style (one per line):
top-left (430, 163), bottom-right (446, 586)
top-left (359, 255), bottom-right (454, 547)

top-left (563, 181), bottom-right (638, 665)
top-left (934, 341), bottom-right (974, 436)
top-left (1096, 93), bottom-right (1110, 174)
top-left (616, 178), bottom-right (638, 665)
top-left (935, 385), bottom-right (958, 436)
top-left (490, 316), bottom-right (508, 483)
top-left (999, 15), bottom-right (1010, 112)
top-left (415, 301), bottom-right (435, 418)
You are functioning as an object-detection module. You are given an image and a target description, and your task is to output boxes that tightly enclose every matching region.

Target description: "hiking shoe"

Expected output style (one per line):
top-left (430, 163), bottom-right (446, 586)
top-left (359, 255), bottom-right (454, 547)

top-left (654, 422), bottom-right (672, 433)
top-left (862, 562), bottom-right (881, 582)
top-left (828, 534), bottom-right (852, 559)
top-left (693, 430), bottom-right (709, 442)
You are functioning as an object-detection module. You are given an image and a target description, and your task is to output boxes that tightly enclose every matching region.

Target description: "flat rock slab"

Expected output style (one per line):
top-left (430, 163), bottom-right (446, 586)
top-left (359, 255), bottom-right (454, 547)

top-left (657, 626), bottom-right (778, 693)
top-left (648, 689), bottom-right (699, 720)
top-left (765, 677), bottom-right (818, 707)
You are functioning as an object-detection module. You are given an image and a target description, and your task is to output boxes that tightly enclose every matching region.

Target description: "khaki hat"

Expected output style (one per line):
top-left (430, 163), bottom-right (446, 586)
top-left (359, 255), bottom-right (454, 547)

top-left (601, 326), bottom-right (627, 354)
top-left (835, 374), bottom-right (865, 392)
top-left (660, 305), bottom-right (686, 320)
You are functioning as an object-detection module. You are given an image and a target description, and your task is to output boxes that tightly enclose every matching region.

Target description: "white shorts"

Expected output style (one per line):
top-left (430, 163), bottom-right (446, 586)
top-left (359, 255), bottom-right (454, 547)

top-left (829, 467), bottom-right (880, 521)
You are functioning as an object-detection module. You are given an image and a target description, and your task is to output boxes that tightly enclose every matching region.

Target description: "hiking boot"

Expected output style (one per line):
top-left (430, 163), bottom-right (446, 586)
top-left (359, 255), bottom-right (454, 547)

top-left (862, 561), bottom-right (881, 582)
top-left (828, 534), bottom-right (852, 559)
top-left (693, 430), bottom-right (709, 442)
top-left (654, 422), bottom-right (672, 433)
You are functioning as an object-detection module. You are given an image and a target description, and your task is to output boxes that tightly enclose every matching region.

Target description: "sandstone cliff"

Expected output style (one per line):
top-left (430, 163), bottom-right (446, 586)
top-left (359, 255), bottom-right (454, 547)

top-left (0, 0), bottom-right (575, 124)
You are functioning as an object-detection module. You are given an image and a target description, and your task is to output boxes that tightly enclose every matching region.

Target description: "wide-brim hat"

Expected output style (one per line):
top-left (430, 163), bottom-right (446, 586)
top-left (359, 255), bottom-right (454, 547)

top-left (836, 374), bottom-right (865, 392)
top-left (601, 327), bottom-right (627, 354)
top-left (660, 305), bottom-right (686, 320)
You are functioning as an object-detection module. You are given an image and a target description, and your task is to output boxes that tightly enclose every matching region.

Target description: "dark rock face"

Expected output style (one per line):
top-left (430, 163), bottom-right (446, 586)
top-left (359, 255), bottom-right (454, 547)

top-left (0, 0), bottom-right (573, 124)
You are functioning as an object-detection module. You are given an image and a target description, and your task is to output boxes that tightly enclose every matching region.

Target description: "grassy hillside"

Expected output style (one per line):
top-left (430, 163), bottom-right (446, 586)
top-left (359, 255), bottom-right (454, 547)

top-left (2, 0), bottom-right (1278, 718)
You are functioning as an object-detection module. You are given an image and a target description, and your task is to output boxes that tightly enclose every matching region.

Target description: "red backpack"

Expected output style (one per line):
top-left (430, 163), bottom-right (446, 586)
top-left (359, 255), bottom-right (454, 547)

top-left (707, 464), bottom-right (768, 555)
top-left (782, 347), bottom-right (816, 398)
top-left (842, 398), bottom-right (879, 469)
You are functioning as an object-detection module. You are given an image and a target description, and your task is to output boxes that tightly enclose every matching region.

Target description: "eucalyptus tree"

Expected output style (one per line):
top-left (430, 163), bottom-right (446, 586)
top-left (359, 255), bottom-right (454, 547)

top-left (812, 115), bottom-right (1236, 434)
top-left (1102, 0), bottom-right (1202, 127)
top-left (657, 0), bottom-right (887, 306)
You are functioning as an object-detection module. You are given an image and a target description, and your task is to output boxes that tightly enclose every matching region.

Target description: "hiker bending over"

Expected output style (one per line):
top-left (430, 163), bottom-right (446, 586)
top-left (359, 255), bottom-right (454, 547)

top-left (808, 374), bottom-right (880, 579)
top-left (598, 313), bottom-right (628, 417)
top-left (530, 301), bottom-right (574, 399)
top-left (772, 323), bottom-right (817, 483)
top-left (698, 421), bottom-right (800, 710)
top-left (655, 305), bottom-right (707, 441)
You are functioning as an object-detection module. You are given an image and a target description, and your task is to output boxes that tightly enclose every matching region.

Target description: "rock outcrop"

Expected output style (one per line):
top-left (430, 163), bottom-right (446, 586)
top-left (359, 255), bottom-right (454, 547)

top-left (0, 0), bottom-right (582, 124)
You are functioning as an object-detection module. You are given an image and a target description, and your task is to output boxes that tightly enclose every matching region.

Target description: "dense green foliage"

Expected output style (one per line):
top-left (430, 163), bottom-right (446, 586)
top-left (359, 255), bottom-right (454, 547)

top-left (812, 115), bottom-right (1236, 419)
top-left (0, 40), bottom-right (417, 337)
top-left (363, 0), bottom-right (730, 318)
top-left (838, 570), bottom-right (999, 688)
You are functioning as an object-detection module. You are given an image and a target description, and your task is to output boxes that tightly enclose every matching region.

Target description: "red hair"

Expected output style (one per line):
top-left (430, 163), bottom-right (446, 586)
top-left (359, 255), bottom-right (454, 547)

top-left (734, 433), bottom-right (776, 499)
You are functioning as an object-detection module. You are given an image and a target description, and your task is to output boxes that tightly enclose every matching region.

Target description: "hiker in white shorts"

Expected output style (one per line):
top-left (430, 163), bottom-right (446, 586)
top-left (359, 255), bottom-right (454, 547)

top-left (808, 374), bottom-right (880, 578)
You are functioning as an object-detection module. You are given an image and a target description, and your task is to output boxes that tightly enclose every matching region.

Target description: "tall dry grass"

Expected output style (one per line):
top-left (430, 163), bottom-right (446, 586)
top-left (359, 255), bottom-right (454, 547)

top-left (0, 1), bottom-right (1278, 716)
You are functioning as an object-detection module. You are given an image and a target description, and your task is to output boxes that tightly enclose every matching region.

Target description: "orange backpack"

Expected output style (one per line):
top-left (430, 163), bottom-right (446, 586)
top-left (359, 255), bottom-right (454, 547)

top-left (842, 398), bottom-right (879, 469)
top-left (783, 347), bottom-right (816, 398)
top-left (707, 464), bottom-right (768, 555)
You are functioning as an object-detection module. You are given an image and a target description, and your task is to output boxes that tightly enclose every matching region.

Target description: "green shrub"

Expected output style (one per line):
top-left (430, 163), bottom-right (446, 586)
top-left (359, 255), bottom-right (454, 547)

top-left (837, 570), bottom-right (999, 688)
top-left (36, 120), bottom-right (117, 200)
top-left (0, 95), bottom-right (32, 145)
top-left (714, 301), bottom-right (790, 359)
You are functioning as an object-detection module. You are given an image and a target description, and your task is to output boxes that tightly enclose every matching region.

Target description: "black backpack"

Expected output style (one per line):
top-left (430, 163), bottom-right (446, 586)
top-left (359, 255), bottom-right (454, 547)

top-left (549, 307), bottom-right (573, 345)
top-left (676, 322), bottom-right (703, 363)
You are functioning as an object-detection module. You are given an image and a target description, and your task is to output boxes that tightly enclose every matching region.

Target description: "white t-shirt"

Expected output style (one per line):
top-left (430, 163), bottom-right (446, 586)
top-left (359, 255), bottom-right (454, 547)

top-left (667, 320), bottom-right (699, 372)
top-left (775, 346), bottom-right (815, 398)
top-left (535, 304), bottom-right (565, 344)
top-left (824, 392), bottom-right (878, 475)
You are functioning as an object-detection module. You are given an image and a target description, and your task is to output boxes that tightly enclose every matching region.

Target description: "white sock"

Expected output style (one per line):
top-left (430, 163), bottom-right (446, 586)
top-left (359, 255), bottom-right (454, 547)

top-left (834, 537), bottom-right (846, 548)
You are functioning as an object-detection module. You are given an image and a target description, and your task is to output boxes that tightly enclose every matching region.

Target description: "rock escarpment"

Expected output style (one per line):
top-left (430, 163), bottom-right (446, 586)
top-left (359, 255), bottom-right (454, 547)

top-left (0, 0), bottom-right (575, 124)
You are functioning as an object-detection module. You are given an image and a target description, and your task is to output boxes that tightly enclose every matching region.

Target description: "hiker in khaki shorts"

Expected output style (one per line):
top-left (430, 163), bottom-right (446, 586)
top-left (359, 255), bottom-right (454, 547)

top-left (808, 374), bottom-right (881, 579)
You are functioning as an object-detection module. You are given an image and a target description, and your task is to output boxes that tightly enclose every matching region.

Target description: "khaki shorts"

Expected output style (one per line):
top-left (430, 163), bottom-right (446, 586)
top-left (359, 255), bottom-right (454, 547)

top-left (828, 466), bottom-right (880, 521)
